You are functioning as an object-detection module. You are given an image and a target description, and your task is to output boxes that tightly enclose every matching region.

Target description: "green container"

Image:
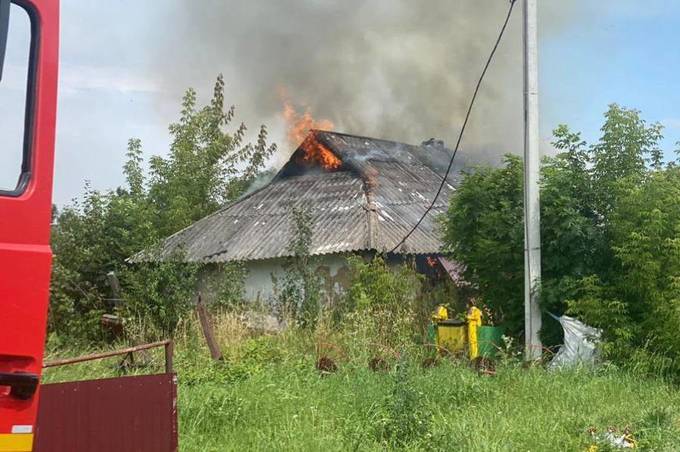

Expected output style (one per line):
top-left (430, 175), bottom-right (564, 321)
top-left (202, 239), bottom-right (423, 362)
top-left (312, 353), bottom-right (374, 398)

top-left (477, 325), bottom-right (504, 358)
top-left (426, 322), bottom-right (437, 345)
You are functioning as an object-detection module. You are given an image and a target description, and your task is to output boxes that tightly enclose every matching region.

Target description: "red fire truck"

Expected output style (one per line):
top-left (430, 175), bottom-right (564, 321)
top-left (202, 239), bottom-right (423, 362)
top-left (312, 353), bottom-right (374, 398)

top-left (0, 0), bottom-right (58, 450)
top-left (2, 2), bottom-right (176, 451)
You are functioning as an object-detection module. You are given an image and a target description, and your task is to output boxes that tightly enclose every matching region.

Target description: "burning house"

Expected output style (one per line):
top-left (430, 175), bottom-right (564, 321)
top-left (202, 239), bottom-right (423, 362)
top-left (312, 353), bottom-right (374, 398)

top-left (138, 130), bottom-right (464, 302)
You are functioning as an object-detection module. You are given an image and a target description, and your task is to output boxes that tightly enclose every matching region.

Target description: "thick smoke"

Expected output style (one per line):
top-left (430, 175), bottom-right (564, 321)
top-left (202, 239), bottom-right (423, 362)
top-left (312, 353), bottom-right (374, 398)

top-left (152, 1), bottom-right (579, 166)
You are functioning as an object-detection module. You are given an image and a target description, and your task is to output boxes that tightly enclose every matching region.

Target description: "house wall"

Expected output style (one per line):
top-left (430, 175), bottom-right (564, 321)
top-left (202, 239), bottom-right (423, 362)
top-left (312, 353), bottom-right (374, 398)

top-left (197, 253), bottom-right (460, 308)
top-left (198, 253), bottom-right (353, 305)
top-left (244, 254), bottom-right (352, 302)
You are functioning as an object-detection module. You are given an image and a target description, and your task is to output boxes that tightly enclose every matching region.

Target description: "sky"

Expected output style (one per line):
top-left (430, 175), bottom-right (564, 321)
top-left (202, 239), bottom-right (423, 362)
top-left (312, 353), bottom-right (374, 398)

top-left (1, 0), bottom-right (680, 205)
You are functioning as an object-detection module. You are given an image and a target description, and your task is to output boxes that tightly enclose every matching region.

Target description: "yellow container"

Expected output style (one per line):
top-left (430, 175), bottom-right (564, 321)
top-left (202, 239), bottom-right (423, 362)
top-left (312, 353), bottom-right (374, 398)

top-left (436, 319), bottom-right (467, 354)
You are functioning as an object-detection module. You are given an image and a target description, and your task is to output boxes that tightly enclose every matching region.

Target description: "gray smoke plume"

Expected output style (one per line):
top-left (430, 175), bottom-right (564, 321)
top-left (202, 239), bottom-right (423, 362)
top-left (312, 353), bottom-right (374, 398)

top-left (152, 1), bottom-right (582, 166)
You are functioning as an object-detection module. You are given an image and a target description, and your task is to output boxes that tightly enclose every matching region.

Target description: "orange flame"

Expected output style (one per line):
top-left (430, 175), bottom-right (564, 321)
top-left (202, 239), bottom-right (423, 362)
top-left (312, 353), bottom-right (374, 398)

top-left (280, 93), bottom-right (340, 170)
top-left (300, 133), bottom-right (342, 170)
top-left (282, 102), bottom-right (334, 145)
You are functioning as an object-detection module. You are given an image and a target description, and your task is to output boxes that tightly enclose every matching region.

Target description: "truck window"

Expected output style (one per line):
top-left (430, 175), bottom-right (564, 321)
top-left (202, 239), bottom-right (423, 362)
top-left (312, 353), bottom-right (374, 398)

top-left (0, 3), bottom-right (32, 194)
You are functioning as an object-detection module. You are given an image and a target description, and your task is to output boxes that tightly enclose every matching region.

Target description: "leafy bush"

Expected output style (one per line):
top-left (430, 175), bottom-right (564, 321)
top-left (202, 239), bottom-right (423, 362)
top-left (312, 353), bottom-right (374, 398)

top-left (443, 155), bottom-right (525, 333)
top-left (122, 260), bottom-right (200, 337)
top-left (50, 75), bottom-right (271, 341)
top-left (345, 255), bottom-right (423, 313)
top-left (200, 263), bottom-right (248, 310)
top-left (567, 167), bottom-right (680, 376)
top-left (444, 104), bottom-right (680, 376)
top-left (376, 356), bottom-right (431, 448)
top-left (275, 206), bottom-right (323, 328)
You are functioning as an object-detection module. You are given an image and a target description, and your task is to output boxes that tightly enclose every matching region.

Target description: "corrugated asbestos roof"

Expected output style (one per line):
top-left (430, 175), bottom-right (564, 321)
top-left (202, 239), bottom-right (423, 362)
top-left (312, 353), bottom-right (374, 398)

top-left (135, 130), bottom-right (458, 263)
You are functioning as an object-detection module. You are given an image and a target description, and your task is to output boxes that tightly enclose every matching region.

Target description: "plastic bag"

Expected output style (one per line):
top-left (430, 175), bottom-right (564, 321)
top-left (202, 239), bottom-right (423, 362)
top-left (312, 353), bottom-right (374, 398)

top-left (549, 314), bottom-right (602, 369)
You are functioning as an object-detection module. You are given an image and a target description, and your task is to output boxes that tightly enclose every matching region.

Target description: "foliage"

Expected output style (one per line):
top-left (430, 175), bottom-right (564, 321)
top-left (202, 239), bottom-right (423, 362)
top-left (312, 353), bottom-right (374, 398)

top-left (443, 155), bottom-right (525, 333)
top-left (275, 206), bottom-right (323, 328)
top-left (376, 356), bottom-right (430, 448)
top-left (444, 104), bottom-right (680, 374)
top-left (569, 167), bottom-right (680, 374)
top-left (50, 183), bottom-right (152, 340)
top-left (50, 75), bottom-right (271, 341)
top-left (345, 255), bottom-right (423, 313)
top-left (590, 104), bottom-right (664, 214)
top-left (146, 75), bottom-right (276, 237)
top-left (338, 255), bottom-right (426, 353)
top-left (42, 314), bottom-right (680, 451)
top-left (210, 263), bottom-right (249, 310)
top-left (122, 259), bottom-right (200, 336)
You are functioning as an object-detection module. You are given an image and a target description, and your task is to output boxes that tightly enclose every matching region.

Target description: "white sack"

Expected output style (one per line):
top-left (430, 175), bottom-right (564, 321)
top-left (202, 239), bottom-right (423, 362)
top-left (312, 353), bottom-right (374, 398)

top-left (549, 314), bottom-right (602, 369)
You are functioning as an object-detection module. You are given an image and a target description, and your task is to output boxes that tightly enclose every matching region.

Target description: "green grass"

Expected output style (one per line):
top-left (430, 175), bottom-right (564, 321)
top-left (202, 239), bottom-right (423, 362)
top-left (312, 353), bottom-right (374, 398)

top-left (45, 315), bottom-right (680, 452)
top-left (175, 362), bottom-right (680, 451)
top-left (42, 320), bottom-right (680, 451)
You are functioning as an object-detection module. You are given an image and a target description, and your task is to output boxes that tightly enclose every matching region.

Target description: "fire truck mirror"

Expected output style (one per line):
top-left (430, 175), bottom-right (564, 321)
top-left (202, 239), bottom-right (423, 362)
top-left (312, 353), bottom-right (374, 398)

top-left (0, 1), bottom-right (32, 194)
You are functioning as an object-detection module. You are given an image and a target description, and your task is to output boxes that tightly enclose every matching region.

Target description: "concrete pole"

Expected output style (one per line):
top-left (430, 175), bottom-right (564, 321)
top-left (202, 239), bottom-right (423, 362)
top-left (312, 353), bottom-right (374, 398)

top-left (522, 0), bottom-right (542, 361)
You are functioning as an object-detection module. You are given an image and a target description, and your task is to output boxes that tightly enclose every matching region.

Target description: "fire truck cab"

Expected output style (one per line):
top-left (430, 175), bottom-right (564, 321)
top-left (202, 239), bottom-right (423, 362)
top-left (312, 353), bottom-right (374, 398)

top-left (0, 0), bottom-right (59, 450)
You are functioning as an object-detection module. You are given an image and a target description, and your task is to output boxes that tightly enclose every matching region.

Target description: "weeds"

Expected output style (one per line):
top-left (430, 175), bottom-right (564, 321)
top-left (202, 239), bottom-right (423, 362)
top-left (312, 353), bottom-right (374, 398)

top-left (376, 356), bottom-right (431, 448)
top-left (42, 311), bottom-right (680, 451)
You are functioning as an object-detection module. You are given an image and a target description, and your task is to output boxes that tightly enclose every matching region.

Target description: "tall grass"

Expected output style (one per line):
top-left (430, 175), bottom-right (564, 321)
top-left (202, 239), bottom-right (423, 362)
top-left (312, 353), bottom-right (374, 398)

top-left (43, 311), bottom-right (680, 451)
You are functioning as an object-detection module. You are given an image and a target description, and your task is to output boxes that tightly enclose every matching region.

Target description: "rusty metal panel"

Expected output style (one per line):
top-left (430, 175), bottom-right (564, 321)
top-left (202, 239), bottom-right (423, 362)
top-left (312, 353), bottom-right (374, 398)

top-left (34, 373), bottom-right (177, 452)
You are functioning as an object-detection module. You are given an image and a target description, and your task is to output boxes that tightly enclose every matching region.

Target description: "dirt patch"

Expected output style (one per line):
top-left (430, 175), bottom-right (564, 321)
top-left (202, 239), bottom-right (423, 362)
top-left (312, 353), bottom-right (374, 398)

top-left (316, 356), bottom-right (338, 375)
top-left (421, 357), bottom-right (440, 369)
top-left (368, 356), bottom-right (390, 372)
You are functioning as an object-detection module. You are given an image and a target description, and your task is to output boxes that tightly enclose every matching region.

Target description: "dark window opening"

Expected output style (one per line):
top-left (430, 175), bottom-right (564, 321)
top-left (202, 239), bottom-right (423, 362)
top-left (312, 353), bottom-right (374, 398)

top-left (0, 2), bottom-right (34, 195)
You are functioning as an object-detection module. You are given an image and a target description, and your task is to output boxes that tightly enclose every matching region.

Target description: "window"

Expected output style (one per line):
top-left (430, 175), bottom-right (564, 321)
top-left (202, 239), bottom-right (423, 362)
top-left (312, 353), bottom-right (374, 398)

top-left (0, 2), bottom-right (32, 194)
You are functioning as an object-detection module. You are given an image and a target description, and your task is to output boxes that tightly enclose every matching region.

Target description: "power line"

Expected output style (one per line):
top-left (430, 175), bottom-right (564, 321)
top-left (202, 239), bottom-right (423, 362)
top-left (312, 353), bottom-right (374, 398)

top-left (389, 0), bottom-right (518, 254)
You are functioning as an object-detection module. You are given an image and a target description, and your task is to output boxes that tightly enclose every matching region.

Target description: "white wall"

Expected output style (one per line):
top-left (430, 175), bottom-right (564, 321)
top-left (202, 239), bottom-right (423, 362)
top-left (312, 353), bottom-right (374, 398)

top-left (197, 254), bottom-right (355, 305)
top-left (243, 254), bottom-right (351, 303)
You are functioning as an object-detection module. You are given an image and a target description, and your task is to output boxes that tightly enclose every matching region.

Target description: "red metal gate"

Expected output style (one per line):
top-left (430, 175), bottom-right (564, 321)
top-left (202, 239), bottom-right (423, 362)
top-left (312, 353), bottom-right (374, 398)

top-left (33, 373), bottom-right (177, 452)
top-left (33, 341), bottom-right (177, 452)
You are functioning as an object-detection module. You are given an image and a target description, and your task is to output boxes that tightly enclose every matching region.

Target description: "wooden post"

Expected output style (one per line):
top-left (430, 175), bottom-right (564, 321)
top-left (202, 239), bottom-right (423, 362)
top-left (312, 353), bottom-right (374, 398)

top-left (106, 271), bottom-right (124, 308)
top-left (195, 293), bottom-right (223, 361)
top-left (164, 340), bottom-right (174, 373)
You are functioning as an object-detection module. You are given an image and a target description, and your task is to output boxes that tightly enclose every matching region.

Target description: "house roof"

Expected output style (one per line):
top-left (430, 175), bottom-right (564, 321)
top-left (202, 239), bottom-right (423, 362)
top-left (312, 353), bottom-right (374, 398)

top-left (135, 130), bottom-right (461, 263)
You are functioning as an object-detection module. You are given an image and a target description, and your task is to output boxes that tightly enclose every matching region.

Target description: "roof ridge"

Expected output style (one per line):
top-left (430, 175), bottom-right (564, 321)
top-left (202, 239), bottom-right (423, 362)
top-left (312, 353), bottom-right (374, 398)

top-left (311, 129), bottom-right (423, 150)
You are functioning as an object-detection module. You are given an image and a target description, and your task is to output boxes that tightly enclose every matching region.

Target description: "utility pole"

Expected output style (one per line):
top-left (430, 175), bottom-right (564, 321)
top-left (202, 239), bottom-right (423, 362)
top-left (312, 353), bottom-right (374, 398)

top-left (522, 0), bottom-right (542, 361)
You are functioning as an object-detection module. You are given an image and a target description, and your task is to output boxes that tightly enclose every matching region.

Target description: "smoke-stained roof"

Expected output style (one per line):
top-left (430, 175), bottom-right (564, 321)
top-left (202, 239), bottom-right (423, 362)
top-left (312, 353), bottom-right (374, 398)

top-left (135, 130), bottom-right (459, 263)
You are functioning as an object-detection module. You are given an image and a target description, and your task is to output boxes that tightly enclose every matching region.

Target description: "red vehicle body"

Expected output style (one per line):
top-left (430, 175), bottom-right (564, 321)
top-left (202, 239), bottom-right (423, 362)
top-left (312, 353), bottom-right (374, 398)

top-left (0, 0), bottom-right (59, 450)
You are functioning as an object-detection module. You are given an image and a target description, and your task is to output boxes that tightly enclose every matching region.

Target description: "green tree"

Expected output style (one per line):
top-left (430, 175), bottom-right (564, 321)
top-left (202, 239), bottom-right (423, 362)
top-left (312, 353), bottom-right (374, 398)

top-left (147, 74), bottom-right (276, 236)
top-left (50, 75), bottom-right (274, 340)
top-left (590, 104), bottom-right (663, 215)
top-left (570, 167), bottom-right (680, 373)
top-left (442, 155), bottom-right (525, 332)
top-left (443, 104), bottom-right (673, 353)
